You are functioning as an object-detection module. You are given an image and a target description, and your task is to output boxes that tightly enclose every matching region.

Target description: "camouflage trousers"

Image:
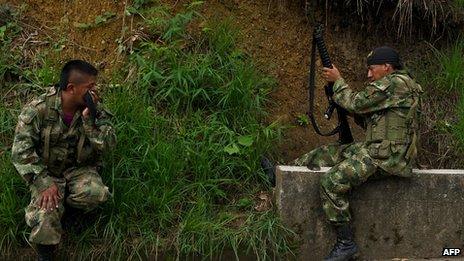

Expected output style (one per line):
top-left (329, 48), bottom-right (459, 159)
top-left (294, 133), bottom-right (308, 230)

top-left (294, 142), bottom-right (391, 224)
top-left (25, 166), bottom-right (109, 245)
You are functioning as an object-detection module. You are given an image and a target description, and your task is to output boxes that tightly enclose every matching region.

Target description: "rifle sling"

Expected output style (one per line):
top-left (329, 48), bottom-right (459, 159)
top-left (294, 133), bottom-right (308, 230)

top-left (308, 36), bottom-right (339, 137)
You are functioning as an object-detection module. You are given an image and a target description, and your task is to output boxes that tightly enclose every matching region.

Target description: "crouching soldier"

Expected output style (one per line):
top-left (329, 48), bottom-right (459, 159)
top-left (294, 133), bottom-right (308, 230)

top-left (11, 60), bottom-right (116, 260)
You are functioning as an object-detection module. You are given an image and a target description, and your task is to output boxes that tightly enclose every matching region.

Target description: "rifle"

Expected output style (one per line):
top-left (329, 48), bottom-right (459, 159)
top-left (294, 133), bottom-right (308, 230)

top-left (307, 24), bottom-right (353, 144)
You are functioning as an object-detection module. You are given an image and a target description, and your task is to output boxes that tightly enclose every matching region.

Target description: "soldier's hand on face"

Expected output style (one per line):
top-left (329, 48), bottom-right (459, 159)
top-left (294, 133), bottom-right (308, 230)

top-left (38, 183), bottom-right (60, 212)
top-left (82, 90), bottom-right (99, 119)
top-left (322, 65), bottom-right (342, 83)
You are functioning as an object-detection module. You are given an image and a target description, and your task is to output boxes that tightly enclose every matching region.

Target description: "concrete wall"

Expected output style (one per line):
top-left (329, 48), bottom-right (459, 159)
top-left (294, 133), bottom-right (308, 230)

top-left (275, 166), bottom-right (464, 260)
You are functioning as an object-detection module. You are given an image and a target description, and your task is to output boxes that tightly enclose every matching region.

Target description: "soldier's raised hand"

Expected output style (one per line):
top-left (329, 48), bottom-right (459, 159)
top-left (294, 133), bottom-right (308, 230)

top-left (322, 64), bottom-right (342, 83)
top-left (82, 90), bottom-right (99, 120)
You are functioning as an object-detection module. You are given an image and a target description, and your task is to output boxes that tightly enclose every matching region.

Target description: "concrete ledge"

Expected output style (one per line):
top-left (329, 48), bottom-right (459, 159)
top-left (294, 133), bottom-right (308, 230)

top-left (275, 166), bottom-right (464, 259)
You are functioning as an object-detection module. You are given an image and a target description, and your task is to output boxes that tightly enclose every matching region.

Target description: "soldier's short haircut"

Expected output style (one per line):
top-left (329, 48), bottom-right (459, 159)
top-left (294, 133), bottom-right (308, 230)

top-left (59, 60), bottom-right (98, 90)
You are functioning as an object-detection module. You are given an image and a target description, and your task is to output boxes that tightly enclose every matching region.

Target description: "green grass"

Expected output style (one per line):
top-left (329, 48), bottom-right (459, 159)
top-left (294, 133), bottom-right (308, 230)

top-left (0, 2), bottom-right (293, 259)
top-left (443, 39), bottom-right (464, 149)
top-left (413, 37), bottom-right (464, 167)
top-left (455, 0), bottom-right (464, 8)
top-left (0, 101), bottom-right (29, 256)
top-left (85, 5), bottom-right (291, 258)
top-left (433, 38), bottom-right (464, 92)
top-left (430, 38), bottom-right (464, 148)
top-left (0, 5), bottom-right (21, 87)
top-left (454, 98), bottom-right (464, 148)
top-left (0, 8), bottom-right (32, 252)
top-left (0, 152), bottom-right (28, 257)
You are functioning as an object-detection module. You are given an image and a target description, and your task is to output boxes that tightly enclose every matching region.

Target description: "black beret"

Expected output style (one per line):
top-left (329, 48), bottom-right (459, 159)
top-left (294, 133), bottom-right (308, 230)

top-left (367, 46), bottom-right (402, 68)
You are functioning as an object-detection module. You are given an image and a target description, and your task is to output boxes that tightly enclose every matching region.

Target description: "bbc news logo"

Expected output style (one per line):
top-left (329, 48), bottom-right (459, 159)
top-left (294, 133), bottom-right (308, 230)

top-left (442, 248), bottom-right (461, 256)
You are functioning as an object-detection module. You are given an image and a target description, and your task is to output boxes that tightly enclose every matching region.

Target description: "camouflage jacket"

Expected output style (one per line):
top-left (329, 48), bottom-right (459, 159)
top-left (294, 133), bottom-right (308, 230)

top-left (11, 87), bottom-right (116, 191)
top-left (333, 70), bottom-right (423, 176)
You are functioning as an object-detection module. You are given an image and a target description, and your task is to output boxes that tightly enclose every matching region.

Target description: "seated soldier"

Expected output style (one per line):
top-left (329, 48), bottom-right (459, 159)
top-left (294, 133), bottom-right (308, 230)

top-left (293, 46), bottom-right (423, 260)
top-left (11, 60), bottom-right (116, 261)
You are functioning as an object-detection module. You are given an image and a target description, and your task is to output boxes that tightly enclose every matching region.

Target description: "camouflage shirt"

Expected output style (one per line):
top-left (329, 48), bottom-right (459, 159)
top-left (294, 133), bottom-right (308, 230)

top-left (12, 87), bottom-right (116, 191)
top-left (332, 70), bottom-right (423, 176)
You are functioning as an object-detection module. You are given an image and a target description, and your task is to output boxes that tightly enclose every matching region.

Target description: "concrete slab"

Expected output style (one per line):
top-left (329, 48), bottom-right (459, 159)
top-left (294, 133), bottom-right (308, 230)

top-left (275, 166), bottom-right (464, 260)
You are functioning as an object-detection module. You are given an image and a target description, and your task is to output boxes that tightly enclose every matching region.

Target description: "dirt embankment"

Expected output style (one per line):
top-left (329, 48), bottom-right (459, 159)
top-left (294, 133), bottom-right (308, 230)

top-left (3, 0), bottom-right (127, 78)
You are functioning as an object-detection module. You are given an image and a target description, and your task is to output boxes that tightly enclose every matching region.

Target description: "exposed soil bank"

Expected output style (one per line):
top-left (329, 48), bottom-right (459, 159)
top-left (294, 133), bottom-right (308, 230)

top-left (2, 0), bottom-right (127, 77)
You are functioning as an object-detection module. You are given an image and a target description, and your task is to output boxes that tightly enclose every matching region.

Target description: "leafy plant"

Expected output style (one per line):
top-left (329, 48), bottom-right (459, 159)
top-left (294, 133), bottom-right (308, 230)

top-left (296, 113), bottom-right (309, 127)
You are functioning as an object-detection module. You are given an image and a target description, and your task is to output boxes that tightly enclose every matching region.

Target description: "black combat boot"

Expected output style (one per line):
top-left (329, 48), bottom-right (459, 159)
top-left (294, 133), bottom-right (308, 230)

top-left (260, 156), bottom-right (276, 186)
top-left (324, 224), bottom-right (358, 261)
top-left (36, 244), bottom-right (57, 261)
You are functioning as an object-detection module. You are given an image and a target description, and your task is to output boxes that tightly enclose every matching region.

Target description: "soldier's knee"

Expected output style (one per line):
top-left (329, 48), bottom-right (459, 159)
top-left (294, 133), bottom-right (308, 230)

top-left (88, 184), bottom-right (110, 205)
top-left (67, 180), bottom-right (110, 211)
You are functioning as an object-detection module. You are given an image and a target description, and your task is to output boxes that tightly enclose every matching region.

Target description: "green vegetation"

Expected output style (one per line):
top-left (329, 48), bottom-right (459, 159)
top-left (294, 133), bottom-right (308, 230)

top-left (455, 0), bottom-right (464, 8)
top-left (0, 2), bottom-right (293, 259)
top-left (0, 6), bottom-right (29, 250)
top-left (436, 39), bottom-right (464, 149)
top-left (73, 11), bottom-right (117, 30)
top-left (434, 39), bottom-right (464, 92)
top-left (96, 5), bottom-right (292, 258)
top-left (413, 37), bottom-right (464, 168)
top-left (429, 38), bottom-right (464, 143)
top-left (0, 5), bottom-right (21, 86)
top-left (296, 114), bottom-right (309, 127)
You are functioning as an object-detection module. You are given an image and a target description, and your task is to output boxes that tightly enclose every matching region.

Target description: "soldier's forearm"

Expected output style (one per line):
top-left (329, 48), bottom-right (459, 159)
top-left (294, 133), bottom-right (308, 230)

top-left (332, 79), bottom-right (358, 113)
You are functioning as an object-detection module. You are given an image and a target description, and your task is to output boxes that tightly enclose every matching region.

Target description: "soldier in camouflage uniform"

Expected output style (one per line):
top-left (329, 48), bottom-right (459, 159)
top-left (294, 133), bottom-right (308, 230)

top-left (294, 47), bottom-right (423, 260)
top-left (11, 60), bottom-right (116, 261)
